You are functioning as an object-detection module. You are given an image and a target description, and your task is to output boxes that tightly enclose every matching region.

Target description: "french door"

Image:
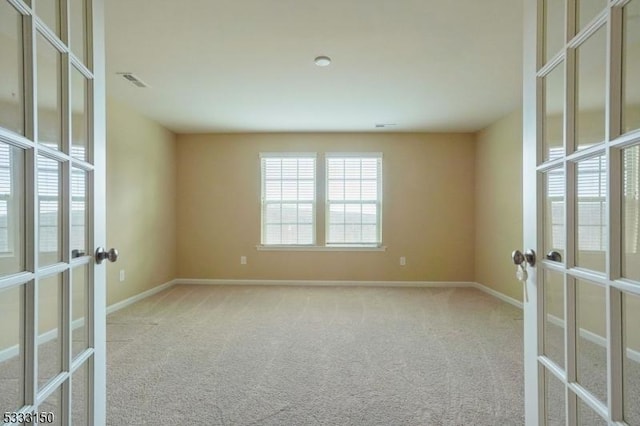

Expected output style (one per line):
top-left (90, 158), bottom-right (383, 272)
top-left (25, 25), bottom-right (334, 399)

top-left (524, 0), bottom-right (640, 424)
top-left (0, 0), bottom-right (106, 424)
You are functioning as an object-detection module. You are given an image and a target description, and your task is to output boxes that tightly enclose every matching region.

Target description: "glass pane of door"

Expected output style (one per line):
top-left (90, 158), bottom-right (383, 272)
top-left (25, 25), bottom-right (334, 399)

top-left (0, 1), bottom-right (25, 136)
top-left (72, 362), bottom-right (89, 424)
top-left (576, 154), bottom-right (607, 272)
top-left (623, 292), bottom-right (640, 424)
top-left (69, 0), bottom-right (87, 65)
top-left (71, 167), bottom-right (87, 256)
top-left (35, 0), bottom-right (61, 37)
top-left (543, 62), bottom-right (565, 162)
top-left (622, 145), bottom-right (640, 281)
top-left (543, 269), bottom-right (565, 368)
top-left (622, 0), bottom-right (640, 134)
top-left (71, 67), bottom-right (88, 161)
top-left (38, 273), bottom-right (63, 388)
top-left (37, 32), bottom-right (62, 150)
top-left (0, 284), bottom-right (25, 414)
top-left (0, 142), bottom-right (25, 275)
top-left (544, 0), bottom-right (565, 63)
top-left (40, 386), bottom-right (62, 425)
top-left (72, 265), bottom-right (89, 358)
top-left (544, 368), bottom-right (566, 425)
top-left (576, 0), bottom-right (607, 31)
top-left (38, 155), bottom-right (62, 266)
top-left (575, 279), bottom-right (607, 404)
top-left (577, 396), bottom-right (607, 424)
top-left (575, 27), bottom-right (606, 151)
top-left (544, 167), bottom-right (565, 262)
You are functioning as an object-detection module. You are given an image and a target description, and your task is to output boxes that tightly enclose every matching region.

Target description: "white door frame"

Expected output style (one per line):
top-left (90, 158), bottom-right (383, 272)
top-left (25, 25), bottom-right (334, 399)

top-left (523, 0), bottom-right (541, 422)
top-left (91, 0), bottom-right (107, 422)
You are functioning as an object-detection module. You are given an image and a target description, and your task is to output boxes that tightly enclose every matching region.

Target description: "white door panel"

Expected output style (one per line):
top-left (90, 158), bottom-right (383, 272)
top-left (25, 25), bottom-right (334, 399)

top-left (0, 0), bottom-right (106, 424)
top-left (524, 0), bottom-right (640, 424)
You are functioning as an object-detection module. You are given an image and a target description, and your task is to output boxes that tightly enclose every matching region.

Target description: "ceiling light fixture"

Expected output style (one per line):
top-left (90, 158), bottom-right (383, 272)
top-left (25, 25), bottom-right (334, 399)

top-left (314, 56), bottom-right (331, 67)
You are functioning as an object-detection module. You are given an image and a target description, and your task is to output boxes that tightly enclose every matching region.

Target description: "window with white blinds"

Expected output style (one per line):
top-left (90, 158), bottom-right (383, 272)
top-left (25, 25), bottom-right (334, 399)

top-left (548, 149), bottom-right (608, 251)
top-left (576, 155), bottom-right (607, 251)
top-left (326, 154), bottom-right (382, 246)
top-left (624, 145), bottom-right (640, 255)
top-left (38, 155), bottom-right (61, 253)
top-left (261, 154), bottom-right (316, 245)
top-left (0, 144), bottom-right (13, 253)
top-left (71, 167), bottom-right (86, 254)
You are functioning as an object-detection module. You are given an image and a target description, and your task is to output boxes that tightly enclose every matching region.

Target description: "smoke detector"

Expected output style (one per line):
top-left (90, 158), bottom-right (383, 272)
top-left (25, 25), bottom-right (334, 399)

top-left (314, 56), bottom-right (331, 67)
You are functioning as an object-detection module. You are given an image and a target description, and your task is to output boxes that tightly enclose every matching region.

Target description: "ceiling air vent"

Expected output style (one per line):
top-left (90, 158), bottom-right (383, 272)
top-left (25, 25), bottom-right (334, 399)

top-left (117, 72), bottom-right (149, 88)
top-left (375, 123), bottom-right (397, 128)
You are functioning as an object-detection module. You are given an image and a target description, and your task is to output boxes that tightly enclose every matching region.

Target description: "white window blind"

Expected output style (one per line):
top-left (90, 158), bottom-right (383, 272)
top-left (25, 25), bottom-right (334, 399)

top-left (326, 154), bottom-right (382, 246)
top-left (261, 154), bottom-right (316, 245)
top-left (71, 167), bottom-right (86, 253)
top-left (0, 143), bottom-right (12, 253)
top-left (546, 165), bottom-right (565, 251)
top-left (547, 150), bottom-right (608, 252)
top-left (624, 145), bottom-right (640, 254)
top-left (576, 155), bottom-right (607, 251)
top-left (38, 155), bottom-right (60, 253)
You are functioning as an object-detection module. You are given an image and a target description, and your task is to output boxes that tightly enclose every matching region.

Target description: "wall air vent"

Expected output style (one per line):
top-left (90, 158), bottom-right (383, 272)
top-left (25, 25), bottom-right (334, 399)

top-left (117, 72), bottom-right (149, 88)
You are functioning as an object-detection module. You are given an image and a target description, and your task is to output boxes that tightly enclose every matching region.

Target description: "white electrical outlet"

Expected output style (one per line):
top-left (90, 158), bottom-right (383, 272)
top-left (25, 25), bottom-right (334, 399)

top-left (240, 256), bottom-right (247, 265)
top-left (119, 269), bottom-right (125, 282)
top-left (400, 256), bottom-right (406, 266)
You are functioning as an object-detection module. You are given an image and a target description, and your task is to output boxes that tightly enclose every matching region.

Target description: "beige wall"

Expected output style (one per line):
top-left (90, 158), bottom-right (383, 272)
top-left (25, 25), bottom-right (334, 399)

top-left (474, 109), bottom-right (524, 302)
top-left (106, 98), bottom-right (177, 306)
top-left (176, 133), bottom-right (476, 282)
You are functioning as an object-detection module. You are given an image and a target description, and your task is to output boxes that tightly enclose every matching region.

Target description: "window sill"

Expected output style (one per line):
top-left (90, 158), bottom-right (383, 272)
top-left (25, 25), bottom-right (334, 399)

top-left (256, 244), bottom-right (387, 252)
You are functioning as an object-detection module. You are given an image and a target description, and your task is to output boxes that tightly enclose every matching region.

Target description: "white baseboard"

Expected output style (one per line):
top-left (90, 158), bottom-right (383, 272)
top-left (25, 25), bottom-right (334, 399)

top-left (4, 277), bottom-right (636, 365)
top-left (106, 279), bottom-right (177, 315)
top-left (471, 282), bottom-right (523, 309)
top-left (175, 278), bottom-right (475, 288)
top-left (0, 279), bottom-right (178, 363)
top-left (0, 316), bottom-right (89, 363)
top-left (546, 314), bottom-right (640, 364)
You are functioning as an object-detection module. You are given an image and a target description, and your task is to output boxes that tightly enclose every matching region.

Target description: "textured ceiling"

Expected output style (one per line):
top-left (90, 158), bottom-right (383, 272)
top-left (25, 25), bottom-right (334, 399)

top-left (105, 0), bottom-right (524, 133)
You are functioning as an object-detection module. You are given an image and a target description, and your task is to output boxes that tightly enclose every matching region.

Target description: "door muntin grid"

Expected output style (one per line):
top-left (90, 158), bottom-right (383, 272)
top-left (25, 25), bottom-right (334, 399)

top-left (0, 0), bottom-right (99, 424)
top-left (534, 0), bottom-right (640, 424)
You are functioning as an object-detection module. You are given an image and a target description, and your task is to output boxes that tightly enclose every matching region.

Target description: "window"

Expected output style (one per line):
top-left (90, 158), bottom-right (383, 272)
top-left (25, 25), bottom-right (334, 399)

top-left (0, 144), bottom-right (13, 253)
top-left (38, 155), bottom-right (60, 253)
top-left (71, 167), bottom-right (86, 255)
top-left (260, 152), bottom-right (383, 248)
top-left (624, 145), bottom-right (639, 255)
top-left (548, 149), bottom-right (608, 253)
top-left (261, 154), bottom-right (316, 245)
top-left (576, 155), bottom-right (607, 251)
top-left (326, 154), bottom-right (382, 246)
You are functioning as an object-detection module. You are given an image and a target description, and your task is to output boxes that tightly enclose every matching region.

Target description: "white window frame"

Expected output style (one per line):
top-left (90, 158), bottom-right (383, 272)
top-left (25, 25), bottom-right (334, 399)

top-left (260, 152), bottom-right (317, 246)
top-left (325, 152), bottom-right (383, 247)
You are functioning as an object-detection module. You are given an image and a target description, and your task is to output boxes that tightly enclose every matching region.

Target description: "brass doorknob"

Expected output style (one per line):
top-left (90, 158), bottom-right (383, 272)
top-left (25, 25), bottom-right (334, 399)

top-left (95, 247), bottom-right (119, 264)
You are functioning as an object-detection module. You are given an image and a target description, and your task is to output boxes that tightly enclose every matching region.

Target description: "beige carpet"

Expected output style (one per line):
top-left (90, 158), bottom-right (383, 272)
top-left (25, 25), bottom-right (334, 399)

top-left (106, 285), bottom-right (525, 425)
